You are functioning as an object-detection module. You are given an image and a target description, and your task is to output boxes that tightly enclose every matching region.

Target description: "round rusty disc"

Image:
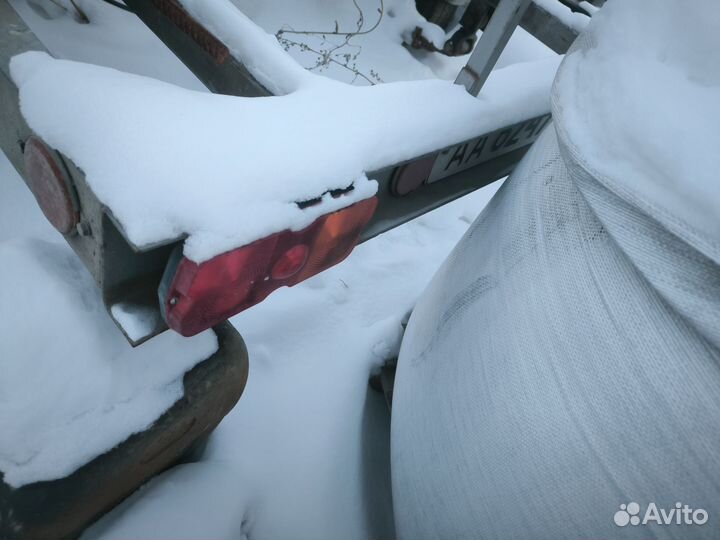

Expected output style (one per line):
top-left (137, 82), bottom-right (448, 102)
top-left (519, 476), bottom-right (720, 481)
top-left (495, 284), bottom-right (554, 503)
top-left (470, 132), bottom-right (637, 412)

top-left (23, 136), bottom-right (79, 235)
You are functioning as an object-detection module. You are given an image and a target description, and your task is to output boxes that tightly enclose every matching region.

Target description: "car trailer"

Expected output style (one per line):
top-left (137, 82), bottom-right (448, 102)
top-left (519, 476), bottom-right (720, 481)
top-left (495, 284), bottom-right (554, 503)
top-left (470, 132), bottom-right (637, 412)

top-left (0, 1), bottom-right (598, 536)
top-left (0, 0), bottom-right (598, 346)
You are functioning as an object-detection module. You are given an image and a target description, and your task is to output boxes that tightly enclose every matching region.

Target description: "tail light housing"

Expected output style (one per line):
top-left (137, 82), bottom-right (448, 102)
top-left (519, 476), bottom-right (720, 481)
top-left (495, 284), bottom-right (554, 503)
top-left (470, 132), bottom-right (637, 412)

top-left (160, 197), bottom-right (377, 336)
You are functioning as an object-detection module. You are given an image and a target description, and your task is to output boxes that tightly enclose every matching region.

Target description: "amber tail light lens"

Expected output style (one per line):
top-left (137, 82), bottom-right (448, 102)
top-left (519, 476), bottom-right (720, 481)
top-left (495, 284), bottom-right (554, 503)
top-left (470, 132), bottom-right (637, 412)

top-left (159, 197), bottom-right (377, 336)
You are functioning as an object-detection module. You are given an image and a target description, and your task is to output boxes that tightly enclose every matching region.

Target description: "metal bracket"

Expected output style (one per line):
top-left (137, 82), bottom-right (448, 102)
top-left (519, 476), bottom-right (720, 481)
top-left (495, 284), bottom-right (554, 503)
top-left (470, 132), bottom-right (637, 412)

top-left (455, 0), bottom-right (532, 96)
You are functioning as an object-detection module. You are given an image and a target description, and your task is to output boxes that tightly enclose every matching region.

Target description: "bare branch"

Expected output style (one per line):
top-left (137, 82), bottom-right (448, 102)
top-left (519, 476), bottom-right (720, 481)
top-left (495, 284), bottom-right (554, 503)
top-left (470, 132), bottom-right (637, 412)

top-left (275, 0), bottom-right (385, 85)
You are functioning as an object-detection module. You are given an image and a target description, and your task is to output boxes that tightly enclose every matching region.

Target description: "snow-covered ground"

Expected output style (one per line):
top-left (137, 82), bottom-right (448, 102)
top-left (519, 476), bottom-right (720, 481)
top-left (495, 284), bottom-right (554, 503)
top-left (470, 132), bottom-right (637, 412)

top-left (0, 235), bottom-right (217, 488)
top-left (181, 0), bottom-right (555, 87)
top-left (0, 144), bottom-right (498, 539)
top-left (2, 1), bottom-right (556, 538)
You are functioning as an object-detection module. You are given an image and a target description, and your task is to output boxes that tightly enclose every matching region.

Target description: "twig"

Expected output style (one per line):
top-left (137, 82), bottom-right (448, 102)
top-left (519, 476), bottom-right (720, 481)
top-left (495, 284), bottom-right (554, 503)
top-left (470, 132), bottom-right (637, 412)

top-left (275, 0), bottom-right (385, 85)
top-left (276, 0), bottom-right (384, 38)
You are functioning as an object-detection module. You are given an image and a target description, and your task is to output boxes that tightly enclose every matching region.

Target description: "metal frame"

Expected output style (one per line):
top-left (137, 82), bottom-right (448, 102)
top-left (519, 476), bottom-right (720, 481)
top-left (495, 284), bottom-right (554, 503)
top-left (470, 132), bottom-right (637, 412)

top-left (1, 4), bottom-right (178, 344)
top-left (118, 0), bottom-right (568, 240)
top-left (455, 0), bottom-right (532, 96)
top-left (479, 0), bottom-right (583, 53)
top-left (0, 0), bottom-right (583, 344)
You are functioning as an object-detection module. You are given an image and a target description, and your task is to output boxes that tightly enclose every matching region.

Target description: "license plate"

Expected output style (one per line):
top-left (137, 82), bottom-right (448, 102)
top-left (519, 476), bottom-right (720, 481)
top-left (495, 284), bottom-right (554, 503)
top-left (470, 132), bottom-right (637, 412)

top-left (427, 114), bottom-right (551, 184)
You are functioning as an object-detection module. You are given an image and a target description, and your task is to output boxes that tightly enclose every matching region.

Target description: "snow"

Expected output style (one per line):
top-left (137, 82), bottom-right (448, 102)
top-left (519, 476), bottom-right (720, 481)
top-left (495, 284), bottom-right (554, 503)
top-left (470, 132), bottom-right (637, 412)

top-left (0, 238), bottom-right (218, 488)
top-left (11, 50), bottom-right (559, 262)
top-left (8, 0), bottom-right (206, 91)
top-left (182, 0), bottom-right (555, 89)
top-left (110, 303), bottom-right (162, 343)
top-left (533, 0), bottom-right (590, 32)
top-left (85, 462), bottom-right (254, 540)
top-left (179, 0), bottom-right (321, 94)
top-left (2, 135), bottom-right (501, 539)
top-left (553, 0), bottom-right (720, 261)
top-left (2, 0), bottom-right (552, 537)
top-left (83, 184), bottom-right (502, 540)
top-left (0, 151), bottom-right (59, 244)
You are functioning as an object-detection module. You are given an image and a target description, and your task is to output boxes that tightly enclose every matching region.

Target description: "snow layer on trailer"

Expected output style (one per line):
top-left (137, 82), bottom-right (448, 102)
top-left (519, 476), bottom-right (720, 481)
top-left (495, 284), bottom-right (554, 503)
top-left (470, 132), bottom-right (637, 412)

top-left (83, 183), bottom-right (502, 540)
top-left (2, 127), bottom-right (502, 539)
top-left (2, 2), bottom-right (533, 536)
top-left (0, 238), bottom-right (217, 487)
top-left (11, 51), bottom-right (559, 262)
top-left (181, 0), bottom-right (556, 91)
top-left (553, 0), bottom-right (720, 260)
top-left (110, 303), bottom-right (162, 343)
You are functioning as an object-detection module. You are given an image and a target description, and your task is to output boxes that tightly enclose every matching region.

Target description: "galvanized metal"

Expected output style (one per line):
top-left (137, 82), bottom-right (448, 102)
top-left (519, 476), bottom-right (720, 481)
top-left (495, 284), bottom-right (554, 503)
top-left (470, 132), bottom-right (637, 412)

top-left (123, 0), bottom-right (271, 97)
top-left (0, 1), bottom-right (42, 174)
top-left (476, 0), bottom-right (583, 54)
top-left (118, 0), bottom-right (554, 245)
top-left (0, 0), bottom-right (573, 343)
top-left (455, 0), bottom-right (532, 96)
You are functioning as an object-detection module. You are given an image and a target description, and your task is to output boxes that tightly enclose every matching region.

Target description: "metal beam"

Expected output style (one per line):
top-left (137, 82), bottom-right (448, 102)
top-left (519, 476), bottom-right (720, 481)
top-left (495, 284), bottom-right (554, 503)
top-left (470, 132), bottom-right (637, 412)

top-left (477, 0), bottom-right (584, 54)
top-left (123, 0), bottom-right (271, 97)
top-left (455, 0), bottom-right (532, 96)
top-left (0, 1), bottom-right (45, 173)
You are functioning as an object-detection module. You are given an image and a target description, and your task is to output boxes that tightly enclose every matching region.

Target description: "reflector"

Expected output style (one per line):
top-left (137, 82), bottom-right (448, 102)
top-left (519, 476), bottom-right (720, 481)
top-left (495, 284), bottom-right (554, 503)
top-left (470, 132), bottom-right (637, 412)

top-left (390, 154), bottom-right (437, 196)
top-left (161, 197), bottom-right (377, 336)
top-left (23, 137), bottom-right (79, 234)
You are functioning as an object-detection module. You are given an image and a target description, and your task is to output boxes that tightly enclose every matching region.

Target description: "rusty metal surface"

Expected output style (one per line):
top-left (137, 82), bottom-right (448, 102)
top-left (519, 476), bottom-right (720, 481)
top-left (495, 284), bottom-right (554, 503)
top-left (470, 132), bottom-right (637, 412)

top-left (150, 0), bottom-right (229, 64)
top-left (0, 322), bottom-right (249, 540)
top-left (22, 137), bottom-right (80, 234)
top-left (124, 0), bottom-right (271, 97)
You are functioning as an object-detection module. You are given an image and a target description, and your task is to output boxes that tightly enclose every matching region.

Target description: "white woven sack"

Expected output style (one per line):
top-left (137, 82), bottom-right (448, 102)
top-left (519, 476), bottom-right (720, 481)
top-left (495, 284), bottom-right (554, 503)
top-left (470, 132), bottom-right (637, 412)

top-left (391, 22), bottom-right (720, 536)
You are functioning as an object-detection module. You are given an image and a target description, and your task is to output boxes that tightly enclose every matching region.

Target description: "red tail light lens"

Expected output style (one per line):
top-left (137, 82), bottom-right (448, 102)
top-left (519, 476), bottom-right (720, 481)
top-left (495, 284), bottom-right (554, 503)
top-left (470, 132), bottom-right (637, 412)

top-left (271, 244), bottom-right (309, 280)
top-left (161, 197), bottom-right (377, 336)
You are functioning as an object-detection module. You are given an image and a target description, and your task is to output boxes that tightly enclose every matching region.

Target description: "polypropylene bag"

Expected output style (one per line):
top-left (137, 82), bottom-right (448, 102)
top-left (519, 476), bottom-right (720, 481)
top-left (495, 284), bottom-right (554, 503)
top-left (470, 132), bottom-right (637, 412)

top-left (390, 25), bottom-right (720, 540)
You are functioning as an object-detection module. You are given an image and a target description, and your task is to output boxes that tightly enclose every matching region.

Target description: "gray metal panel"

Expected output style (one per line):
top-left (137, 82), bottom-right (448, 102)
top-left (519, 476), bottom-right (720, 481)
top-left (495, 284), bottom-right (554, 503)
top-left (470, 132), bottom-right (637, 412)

top-left (0, 0), bottom-right (555, 342)
top-left (0, 1), bottom-right (182, 343)
top-left (477, 0), bottom-right (582, 54)
top-left (0, 1), bottom-right (44, 173)
top-left (362, 146), bottom-right (527, 242)
top-left (455, 0), bottom-right (532, 96)
top-left (123, 0), bottom-right (271, 97)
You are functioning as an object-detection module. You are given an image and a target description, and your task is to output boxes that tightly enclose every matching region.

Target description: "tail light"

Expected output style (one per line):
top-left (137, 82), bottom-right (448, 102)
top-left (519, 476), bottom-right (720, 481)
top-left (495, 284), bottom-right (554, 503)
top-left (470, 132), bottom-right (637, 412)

top-left (23, 136), bottom-right (79, 234)
top-left (390, 154), bottom-right (437, 196)
top-left (160, 197), bottom-right (378, 336)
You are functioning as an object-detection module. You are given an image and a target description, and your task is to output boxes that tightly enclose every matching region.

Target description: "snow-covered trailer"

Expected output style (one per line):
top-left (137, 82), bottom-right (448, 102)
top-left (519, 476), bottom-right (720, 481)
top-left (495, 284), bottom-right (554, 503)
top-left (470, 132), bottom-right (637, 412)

top-left (0, 0), bottom-right (587, 346)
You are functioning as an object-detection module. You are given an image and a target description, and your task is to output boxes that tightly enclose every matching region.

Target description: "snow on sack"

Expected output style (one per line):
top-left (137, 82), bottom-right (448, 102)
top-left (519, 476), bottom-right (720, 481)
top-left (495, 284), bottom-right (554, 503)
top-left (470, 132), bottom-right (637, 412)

top-left (10, 51), bottom-right (559, 262)
top-left (553, 0), bottom-right (720, 260)
top-left (392, 1), bottom-right (720, 538)
top-left (0, 239), bottom-right (217, 487)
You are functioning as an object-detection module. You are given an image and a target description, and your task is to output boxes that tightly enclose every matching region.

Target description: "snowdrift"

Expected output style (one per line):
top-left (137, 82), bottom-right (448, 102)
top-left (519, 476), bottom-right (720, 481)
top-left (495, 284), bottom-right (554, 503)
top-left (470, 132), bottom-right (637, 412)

top-left (0, 239), bottom-right (217, 487)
